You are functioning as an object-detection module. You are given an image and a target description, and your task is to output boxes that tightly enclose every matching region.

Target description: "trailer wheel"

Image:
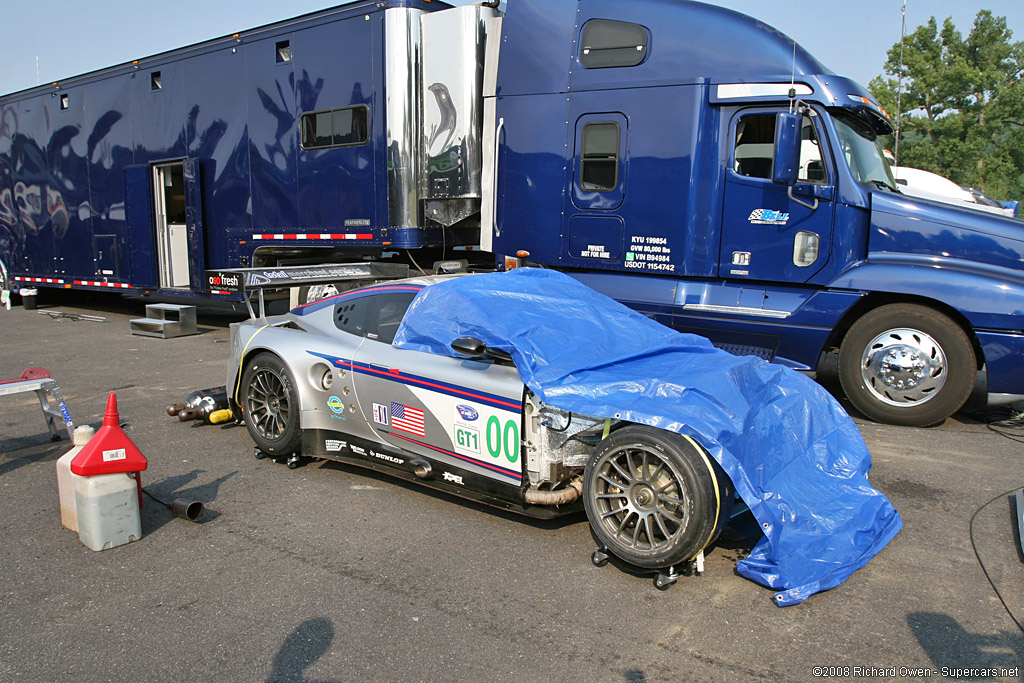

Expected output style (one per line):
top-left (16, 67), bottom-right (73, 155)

top-left (838, 304), bottom-right (975, 427)
top-left (241, 353), bottom-right (302, 456)
top-left (583, 426), bottom-right (724, 570)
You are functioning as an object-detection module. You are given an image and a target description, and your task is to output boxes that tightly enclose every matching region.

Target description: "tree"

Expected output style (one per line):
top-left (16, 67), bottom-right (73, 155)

top-left (869, 10), bottom-right (1024, 203)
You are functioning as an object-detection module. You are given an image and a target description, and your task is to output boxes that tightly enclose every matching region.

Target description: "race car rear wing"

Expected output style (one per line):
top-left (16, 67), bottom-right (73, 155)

top-left (207, 263), bottom-right (411, 319)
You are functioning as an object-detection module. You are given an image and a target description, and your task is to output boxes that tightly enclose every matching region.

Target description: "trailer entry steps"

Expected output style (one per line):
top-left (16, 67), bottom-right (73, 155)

top-left (0, 368), bottom-right (75, 441)
top-left (129, 303), bottom-right (198, 339)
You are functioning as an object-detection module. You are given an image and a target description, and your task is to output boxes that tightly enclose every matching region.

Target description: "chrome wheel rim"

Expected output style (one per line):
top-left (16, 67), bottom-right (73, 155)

top-left (247, 368), bottom-right (291, 440)
top-left (860, 327), bottom-right (946, 407)
top-left (591, 445), bottom-right (688, 554)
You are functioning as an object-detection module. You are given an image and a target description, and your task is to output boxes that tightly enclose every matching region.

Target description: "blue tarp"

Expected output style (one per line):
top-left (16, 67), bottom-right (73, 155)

top-left (394, 268), bottom-right (902, 605)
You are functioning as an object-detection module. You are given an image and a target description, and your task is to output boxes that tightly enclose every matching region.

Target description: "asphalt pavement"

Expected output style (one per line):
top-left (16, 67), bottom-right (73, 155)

top-left (1, 292), bottom-right (1022, 682)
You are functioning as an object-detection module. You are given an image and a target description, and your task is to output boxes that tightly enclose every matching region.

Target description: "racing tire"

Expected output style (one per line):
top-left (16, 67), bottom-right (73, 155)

top-left (241, 353), bottom-right (302, 456)
top-left (838, 304), bottom-right (975, 427)
top-left (583, 426), bottom-right (725, 570)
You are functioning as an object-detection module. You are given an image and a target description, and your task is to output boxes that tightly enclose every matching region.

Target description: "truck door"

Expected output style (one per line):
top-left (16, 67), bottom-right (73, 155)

top-left (719, 108), bottom-right (835, 282)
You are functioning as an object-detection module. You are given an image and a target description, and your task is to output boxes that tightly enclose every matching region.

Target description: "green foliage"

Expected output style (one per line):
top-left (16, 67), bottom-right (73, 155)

top-left (868, 10), bottom-right (1024, 202)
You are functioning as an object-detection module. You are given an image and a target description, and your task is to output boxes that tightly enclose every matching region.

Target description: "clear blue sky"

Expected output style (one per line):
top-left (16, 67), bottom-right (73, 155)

top-left (2, 1), bottom-right (1022, 96)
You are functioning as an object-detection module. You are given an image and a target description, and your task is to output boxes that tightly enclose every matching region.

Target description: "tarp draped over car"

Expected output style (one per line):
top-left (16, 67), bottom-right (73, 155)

top-left (393, 268), bottom-right (902, 606)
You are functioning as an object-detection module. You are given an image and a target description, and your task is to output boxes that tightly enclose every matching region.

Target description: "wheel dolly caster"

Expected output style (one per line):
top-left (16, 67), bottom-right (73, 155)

top-left (591, 547), bottom-right (610, 567)
top-left (654, 567), bottom-right (679, 590)
top-left (254, 447), bottom-right (268, 460)
top-left (286, 453), bottom-right (303, 469)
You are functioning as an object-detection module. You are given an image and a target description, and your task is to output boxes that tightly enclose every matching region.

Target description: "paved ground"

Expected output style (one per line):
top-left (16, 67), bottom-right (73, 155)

top-left (1, 292), bottom-right (1022, 682)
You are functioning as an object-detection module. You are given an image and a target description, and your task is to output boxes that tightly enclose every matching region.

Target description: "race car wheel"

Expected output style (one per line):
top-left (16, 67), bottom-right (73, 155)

top-left (242, 353), bottom-right (302, 456)
top-left (583, 426), bottom-right (724, 570)
top-left (838, 304), bottom-right (975, 427)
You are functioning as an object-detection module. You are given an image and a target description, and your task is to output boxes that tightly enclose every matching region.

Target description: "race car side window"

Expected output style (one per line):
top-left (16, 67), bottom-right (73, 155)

top-left (365, 292), bottom-right (417, 344)
top-left (334, 297), bottom-right (369, 336)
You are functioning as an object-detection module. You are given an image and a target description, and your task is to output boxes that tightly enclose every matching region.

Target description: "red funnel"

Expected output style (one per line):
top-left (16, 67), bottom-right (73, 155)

top-left (71, 393), bottom-right (148, 476)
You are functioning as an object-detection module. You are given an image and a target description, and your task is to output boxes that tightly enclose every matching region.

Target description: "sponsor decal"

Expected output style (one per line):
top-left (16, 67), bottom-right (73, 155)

top-left (748, 208), bottom-right (790, 225)
top-left (207, 272), bottom-right (240, 289)
top-left (455, 405), bottom-right (479, 422)
top-left (391, 401), bottom-right (425, 437)
top-left (325, 439), bottom-right (347, 452)
top-left (369, 450), bottom-right (405, 465)
top-left (344, 218), bottom-right (371, 227)
top-left (328, 396), bottom-right (345, 414)
top-left (442, 471), bottom-right (464, 486)
top-left (350, 445), bottom-right (367, 456)
top-left (373, 403), bottom-right (389, 425)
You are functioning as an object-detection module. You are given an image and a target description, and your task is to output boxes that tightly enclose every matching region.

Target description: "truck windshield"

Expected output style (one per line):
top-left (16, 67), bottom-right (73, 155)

top-left (832, 112), bottom-right (896, 190)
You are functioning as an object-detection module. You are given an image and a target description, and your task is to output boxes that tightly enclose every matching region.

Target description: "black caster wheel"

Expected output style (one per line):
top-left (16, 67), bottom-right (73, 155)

top-left (254, 447), bottom-right (268, 460)
top-left (591, 548), bottom-right (610, 567)
top-left (286, 455), bottom-right (302, 469)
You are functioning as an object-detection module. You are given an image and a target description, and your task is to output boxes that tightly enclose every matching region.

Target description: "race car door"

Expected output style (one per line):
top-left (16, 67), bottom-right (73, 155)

top-left (349, 291), bottom-right (526, 488)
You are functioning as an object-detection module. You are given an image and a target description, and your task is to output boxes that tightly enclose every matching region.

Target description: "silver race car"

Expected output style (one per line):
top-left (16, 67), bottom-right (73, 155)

top-left (225, 273), bottom-right (732, 579)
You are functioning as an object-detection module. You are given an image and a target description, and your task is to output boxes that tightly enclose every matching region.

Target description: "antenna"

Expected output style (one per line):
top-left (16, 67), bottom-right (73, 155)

top-left (789, 0), bottom-right (799, 113)
top-left (894, 0), bottom-right (907, 165)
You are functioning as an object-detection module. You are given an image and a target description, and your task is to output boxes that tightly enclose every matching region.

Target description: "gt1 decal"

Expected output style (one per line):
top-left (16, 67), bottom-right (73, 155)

top-left (328, 396), bottom-right (345, 413)
top-left (442, 472), bottom-right (464, 485)
top-left (748, 208), bottom-right (790, 225)
top-left (455, 427), bottom-right (480, 454)
top-left (373, 403), bottom-right (389, 425)
top-left (325, 439), bottom-right (347, 452)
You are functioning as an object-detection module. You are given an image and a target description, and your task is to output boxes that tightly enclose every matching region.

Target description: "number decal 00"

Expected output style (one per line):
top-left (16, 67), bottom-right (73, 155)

top-left (486, 416), bottom-right (519, 464)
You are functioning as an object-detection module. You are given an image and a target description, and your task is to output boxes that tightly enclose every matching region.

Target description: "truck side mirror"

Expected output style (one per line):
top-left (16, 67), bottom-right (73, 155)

top-left (772, 112), bottom-right (801, 186)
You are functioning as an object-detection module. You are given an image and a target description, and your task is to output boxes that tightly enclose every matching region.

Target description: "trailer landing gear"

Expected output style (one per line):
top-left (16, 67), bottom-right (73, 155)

top-left (591, 545), bottom-right (706, 590)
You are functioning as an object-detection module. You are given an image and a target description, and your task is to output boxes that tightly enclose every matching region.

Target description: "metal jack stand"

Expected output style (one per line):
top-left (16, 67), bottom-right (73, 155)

top-left (0, 368), bottom-right (74, 441)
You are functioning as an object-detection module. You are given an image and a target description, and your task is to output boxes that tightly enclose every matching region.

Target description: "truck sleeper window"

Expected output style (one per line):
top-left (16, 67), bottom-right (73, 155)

top-left (580, 19), bottom-right (649, 68)
top-left (301, 105), bottom-right (369, 150)
top-left (580, 122), bottom-right (620, 192)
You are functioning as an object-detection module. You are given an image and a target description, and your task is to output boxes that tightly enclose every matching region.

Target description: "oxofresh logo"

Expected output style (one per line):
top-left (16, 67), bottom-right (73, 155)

top-left (748, 208), bottom-right (790, 225)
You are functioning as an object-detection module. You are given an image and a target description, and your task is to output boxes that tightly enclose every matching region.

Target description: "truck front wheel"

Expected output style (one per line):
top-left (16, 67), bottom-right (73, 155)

top-left (838, 304), bottom-right (975, 427)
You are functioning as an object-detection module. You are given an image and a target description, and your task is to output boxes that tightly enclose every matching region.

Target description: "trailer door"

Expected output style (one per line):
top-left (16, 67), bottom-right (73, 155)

top-left (153, 162), bottom-right (190, 289)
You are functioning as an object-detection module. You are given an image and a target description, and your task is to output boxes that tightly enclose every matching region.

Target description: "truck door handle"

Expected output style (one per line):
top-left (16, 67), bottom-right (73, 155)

top-left (789, 185), bottom-right (818, 211)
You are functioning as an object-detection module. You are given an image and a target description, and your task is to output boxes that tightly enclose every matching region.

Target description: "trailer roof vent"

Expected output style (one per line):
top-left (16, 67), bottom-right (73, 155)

top-left (276, 40), bottom-right (291, 63)
top-left (151, 71), bottom-right (162, 90)
top-left (580, 19), bottom-right (648, 69)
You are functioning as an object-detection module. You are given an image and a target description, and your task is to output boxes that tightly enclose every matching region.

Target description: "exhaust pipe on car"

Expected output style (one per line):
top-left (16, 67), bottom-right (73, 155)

top-left (524, 478), bottom-right (583, 506)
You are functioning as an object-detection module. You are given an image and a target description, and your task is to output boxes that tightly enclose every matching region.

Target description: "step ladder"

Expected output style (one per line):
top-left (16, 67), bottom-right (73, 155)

top-left (129, 303), bottom-right (197, 339)
top-left (0, 368), bottom-right (75, 441)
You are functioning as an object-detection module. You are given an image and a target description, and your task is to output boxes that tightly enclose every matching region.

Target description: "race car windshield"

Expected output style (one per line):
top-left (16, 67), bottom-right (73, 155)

top-left (832, 111), bottom-right (897, 191)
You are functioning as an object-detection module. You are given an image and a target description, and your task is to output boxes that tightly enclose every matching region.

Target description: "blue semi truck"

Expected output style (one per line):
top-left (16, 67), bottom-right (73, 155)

top-left (2, 0), bottom-right (1022, 427)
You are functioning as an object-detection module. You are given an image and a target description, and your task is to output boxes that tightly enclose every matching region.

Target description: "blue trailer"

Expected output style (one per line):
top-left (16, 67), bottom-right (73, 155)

top-left (2, 0), bottom-right (1023, 427)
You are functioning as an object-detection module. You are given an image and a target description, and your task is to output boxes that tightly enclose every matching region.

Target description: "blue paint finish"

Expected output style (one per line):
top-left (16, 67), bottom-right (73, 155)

top-left (124, 165), bottom-right (157, 287)
top-left (976, 331), bottom-right (1024, 395)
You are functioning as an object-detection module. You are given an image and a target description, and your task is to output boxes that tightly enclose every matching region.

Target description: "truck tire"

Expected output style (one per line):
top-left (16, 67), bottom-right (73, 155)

top-left (241, 353), bottom-right (302, 455)
top-left (583, 426), bottom-right (726, 570)
top-left (838, 304), bottom-right (975, 427)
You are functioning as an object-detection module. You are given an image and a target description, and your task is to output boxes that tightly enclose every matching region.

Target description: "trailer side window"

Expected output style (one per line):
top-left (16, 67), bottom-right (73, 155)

top-left (733, 112), bottom-right (827, 183)
top-left (580, 122), bottom-right (620, 192)
top-left (580, 19), bottom-right (648, 68)
top-left (300, 105), bottom-right (369, 150)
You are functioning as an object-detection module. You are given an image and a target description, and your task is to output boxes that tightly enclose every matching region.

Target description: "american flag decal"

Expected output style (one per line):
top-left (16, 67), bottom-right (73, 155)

top-left (391, 402), bottom-right (425, 436)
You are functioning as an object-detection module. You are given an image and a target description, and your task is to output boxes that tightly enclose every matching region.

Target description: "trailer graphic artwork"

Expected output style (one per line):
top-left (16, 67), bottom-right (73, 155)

top-left (3, 0), bottom-right (1023, 427)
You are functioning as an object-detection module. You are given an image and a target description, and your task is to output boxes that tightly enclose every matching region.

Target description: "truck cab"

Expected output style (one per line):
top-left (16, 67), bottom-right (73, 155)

top-left (485, 0), bottom-right (1024, 426)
